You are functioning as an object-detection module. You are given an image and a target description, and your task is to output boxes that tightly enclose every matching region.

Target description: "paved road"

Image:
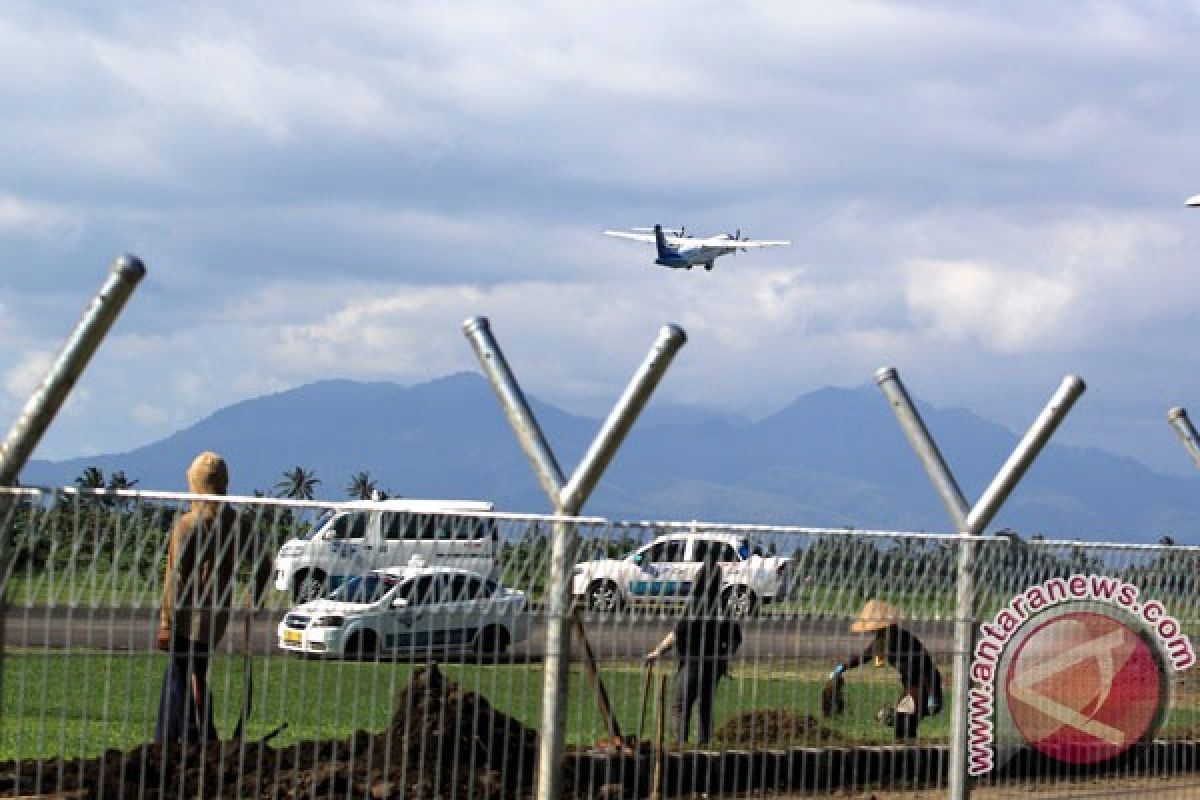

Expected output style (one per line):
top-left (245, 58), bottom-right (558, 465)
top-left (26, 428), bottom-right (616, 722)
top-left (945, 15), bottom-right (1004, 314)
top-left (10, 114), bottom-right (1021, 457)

top-left (3, 607), bottom-right (956, 663)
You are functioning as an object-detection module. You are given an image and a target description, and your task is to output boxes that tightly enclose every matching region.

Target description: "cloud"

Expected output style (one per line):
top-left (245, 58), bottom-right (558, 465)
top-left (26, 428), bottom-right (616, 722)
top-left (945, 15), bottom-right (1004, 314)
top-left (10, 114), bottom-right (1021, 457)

top-left (905, 259), bottom-right (1077, 353)
top-left (0, 195), bottom-right (81, 243)
top-left (4, 350), bottom-right (53, 401)
top-left (3, 0), bottom-right (1200, 480)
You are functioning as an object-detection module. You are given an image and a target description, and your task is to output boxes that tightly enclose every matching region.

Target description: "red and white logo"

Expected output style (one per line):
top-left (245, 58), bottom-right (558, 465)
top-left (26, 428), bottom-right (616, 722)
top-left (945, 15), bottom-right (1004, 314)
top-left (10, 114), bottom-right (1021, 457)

top-left (1004, 611), bottom-right (1164, 765)
top-left (967, 575), bottom-right (1191, 775)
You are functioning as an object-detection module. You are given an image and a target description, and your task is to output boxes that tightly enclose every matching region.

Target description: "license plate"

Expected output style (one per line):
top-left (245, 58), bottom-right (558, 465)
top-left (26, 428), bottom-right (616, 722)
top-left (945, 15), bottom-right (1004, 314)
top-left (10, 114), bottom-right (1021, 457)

top-left (283, 630), bottom-right (302, 645)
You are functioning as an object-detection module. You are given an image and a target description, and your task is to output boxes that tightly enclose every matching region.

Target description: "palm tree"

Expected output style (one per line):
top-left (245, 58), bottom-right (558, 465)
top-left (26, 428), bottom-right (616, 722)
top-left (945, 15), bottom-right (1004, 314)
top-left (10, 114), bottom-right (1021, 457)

top-left (275, 467), bottom-right (320, 500)
top-left (75, 466), bottom-right (105, 491)
top-left (105, 469), bottom-right (139, 509)
top-left (345, 471), bottom-right (378, 500)
top-left (106, 470), bottom-right (139, 492)
top-left (74, 466), bottom-right (106, 508)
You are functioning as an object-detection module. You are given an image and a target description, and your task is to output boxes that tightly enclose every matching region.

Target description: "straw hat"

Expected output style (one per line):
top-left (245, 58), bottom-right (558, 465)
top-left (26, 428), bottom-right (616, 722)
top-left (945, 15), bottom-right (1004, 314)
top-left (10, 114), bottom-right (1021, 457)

top-left (848, 599), bottom-right (903, 633)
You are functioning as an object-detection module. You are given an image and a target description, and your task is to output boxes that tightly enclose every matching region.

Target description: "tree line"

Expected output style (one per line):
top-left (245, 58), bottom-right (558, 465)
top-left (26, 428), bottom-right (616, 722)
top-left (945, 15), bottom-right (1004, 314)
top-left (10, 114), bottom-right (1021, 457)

top-left (2, 465), bottom-right (398, 581)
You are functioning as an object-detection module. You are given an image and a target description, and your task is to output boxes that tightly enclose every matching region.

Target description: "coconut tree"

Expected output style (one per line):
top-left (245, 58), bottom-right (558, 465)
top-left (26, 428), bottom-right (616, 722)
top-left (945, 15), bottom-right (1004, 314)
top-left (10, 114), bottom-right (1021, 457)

top-left (275, 466), bottom-right (320, 500)
top-left (103, 469), bottom-right (139, 511)
top-left (74, 466), bottom-right (106, 491)
top-left (105, 470), bottom-right (139, 493)
top-left (345, 471), bottom-right (378, 500)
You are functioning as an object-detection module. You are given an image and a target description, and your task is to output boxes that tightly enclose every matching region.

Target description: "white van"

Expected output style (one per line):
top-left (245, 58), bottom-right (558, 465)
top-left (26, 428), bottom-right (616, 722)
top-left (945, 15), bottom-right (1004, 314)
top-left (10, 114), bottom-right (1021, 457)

top-left (272, 499), bottom-right (498, 602)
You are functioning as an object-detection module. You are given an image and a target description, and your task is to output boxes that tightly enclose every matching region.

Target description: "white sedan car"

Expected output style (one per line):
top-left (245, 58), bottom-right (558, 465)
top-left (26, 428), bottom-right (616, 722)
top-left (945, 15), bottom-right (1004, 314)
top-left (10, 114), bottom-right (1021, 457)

top-left (278, 565), bottom-right (529, 658)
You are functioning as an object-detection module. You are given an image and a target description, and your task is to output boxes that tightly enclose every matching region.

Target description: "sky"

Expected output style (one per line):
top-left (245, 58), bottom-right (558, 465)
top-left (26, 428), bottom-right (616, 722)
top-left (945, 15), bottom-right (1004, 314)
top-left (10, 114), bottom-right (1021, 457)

top-left (3, 1), bottom-right (1200, 480)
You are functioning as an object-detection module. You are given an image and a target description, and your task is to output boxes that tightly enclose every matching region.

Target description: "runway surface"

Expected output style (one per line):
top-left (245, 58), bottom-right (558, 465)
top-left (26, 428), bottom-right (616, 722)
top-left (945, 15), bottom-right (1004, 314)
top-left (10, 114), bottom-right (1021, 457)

top-left (3, 606), bottom-right (956, 663)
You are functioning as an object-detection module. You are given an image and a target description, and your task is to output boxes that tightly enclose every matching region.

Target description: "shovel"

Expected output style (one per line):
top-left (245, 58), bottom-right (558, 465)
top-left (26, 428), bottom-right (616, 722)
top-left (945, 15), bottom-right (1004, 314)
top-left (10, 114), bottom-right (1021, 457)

top-left (636, 660), bottom-right (653, 743)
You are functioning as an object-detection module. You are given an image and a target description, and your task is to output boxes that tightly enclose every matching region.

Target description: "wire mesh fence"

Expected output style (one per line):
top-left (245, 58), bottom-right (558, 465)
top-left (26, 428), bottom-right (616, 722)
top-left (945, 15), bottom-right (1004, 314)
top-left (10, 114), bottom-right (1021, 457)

top-left (0, 486), bottom-right (1196, 798)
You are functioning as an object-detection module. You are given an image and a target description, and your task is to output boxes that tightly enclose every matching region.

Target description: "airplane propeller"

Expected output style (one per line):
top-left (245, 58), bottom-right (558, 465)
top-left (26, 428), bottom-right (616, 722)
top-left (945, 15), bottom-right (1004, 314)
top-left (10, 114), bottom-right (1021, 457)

top-left (734, 228), bottom-right (748, 253)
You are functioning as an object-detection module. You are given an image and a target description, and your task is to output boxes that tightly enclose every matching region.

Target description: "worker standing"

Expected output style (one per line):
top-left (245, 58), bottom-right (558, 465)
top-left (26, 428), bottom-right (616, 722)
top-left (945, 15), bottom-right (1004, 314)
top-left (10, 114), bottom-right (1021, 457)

top-left (155, 451), bottom-right (270, 742)
top-left (645, 554), bottom-right (743, 745)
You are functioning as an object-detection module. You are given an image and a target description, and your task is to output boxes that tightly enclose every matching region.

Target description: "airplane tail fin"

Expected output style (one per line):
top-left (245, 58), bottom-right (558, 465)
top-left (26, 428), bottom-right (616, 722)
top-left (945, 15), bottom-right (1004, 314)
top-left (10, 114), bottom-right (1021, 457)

top-left (654, 224), bottom-right (673, 259)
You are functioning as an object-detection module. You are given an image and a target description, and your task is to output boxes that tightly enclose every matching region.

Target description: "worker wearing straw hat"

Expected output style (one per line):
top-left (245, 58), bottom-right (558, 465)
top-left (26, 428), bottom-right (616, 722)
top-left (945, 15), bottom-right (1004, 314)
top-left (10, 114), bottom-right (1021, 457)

top-left (828, 599), bottom-right (944, 739)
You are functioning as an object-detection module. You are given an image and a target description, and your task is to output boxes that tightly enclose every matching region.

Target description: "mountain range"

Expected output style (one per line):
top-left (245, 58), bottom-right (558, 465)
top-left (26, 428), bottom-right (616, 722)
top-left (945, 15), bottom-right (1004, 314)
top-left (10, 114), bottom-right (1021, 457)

top-left (20, 372), bottom-right (1200, 543)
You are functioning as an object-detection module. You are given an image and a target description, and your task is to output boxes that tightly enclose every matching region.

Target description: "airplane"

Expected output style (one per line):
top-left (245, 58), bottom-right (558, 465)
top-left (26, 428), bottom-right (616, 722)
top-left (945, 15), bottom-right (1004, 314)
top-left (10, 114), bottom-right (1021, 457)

top-left (603, 224), bottom-right (790, 271)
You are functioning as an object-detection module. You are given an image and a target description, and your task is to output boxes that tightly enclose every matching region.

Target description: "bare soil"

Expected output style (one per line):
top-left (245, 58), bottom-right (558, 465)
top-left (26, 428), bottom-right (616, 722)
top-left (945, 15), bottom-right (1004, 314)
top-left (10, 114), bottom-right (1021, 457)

top-left (0, 668), bottom-right (1193, 799)
top-left (0, 664), bottom-right (541, 799)
top-left (715, 710), bottom-right (842, 747)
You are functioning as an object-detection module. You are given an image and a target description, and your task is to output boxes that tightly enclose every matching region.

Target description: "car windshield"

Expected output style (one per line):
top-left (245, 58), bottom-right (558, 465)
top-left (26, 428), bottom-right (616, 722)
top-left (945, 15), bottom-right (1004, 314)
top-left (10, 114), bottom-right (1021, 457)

top-left (297, 510), bottom-right (335, 541)
top-left (328, 574), bottom-right (398, 604)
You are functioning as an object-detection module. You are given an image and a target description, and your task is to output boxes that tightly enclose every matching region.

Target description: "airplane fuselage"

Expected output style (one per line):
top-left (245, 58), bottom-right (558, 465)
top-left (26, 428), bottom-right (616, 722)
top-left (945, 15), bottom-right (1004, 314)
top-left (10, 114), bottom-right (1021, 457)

top-left (655, 246), bottom-right (735, 270)
top-left (654, 225), bottom-right (739, 271)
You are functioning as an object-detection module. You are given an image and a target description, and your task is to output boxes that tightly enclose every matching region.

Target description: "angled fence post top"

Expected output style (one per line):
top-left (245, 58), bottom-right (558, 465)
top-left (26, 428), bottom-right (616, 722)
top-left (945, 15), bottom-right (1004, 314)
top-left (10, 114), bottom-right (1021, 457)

top-left (875, 367), bottom-right (1085, 537)
top-left (463, 315), bottom-right (687, 514)
top-left (462, 315), bottom-right (566, 502)
top-left (0, 254), bottom-right (147, 488)
top-left (1167, 406), bottom-right (1200, 470)
top-left (463, 315), bottom-right (686, 800)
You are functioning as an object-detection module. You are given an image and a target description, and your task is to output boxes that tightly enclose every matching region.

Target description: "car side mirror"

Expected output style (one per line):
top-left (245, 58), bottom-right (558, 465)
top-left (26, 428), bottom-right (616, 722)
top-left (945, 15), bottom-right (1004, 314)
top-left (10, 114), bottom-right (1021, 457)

top-left (391, 598), bottom-right (408, 609)
top-left (632, 554), bottom-right (643, 566)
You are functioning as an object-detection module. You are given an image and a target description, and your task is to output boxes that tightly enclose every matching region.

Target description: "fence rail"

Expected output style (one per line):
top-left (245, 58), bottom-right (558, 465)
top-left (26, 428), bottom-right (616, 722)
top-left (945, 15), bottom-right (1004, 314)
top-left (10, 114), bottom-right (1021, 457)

top-left (0, 486), bottom-right (1197, 798)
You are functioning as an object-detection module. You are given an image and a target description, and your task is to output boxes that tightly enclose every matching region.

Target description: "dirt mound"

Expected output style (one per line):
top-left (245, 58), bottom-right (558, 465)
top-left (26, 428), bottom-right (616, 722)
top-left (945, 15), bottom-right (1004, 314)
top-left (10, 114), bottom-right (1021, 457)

top-left (0, 664), bottom-right (544, 799)
top-left (715, 709), bottom-right (841, 747)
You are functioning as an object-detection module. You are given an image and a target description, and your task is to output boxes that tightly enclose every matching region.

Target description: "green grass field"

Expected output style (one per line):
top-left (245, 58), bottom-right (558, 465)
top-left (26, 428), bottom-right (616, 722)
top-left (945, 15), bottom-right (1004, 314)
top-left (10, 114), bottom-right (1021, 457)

top-left (3, 653), bottom-right (1197, 762)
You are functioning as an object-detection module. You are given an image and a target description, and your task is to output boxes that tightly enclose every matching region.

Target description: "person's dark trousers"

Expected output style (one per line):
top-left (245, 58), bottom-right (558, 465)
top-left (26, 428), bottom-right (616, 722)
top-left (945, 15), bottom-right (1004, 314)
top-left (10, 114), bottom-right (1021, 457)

top-left (155, 641), bottom-right (217, 744)
top-left (673, 660), bottom-right (718, 745)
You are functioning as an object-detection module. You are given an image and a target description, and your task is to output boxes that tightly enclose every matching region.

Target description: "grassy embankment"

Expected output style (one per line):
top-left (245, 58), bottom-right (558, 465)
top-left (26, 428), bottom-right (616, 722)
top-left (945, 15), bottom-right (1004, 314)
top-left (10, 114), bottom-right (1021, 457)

top-left (2, 652), bottom-right (1198, 762)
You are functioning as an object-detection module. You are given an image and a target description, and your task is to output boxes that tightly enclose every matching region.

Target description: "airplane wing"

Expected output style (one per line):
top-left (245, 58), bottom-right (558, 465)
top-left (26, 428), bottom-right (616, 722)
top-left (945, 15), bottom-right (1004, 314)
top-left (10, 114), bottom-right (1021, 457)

top-left (603, 230), bottom-right (657, 243)
top-left (688, 237), bottom-right (791, 248)
top-left (732, 239), bottom-right (790, 248)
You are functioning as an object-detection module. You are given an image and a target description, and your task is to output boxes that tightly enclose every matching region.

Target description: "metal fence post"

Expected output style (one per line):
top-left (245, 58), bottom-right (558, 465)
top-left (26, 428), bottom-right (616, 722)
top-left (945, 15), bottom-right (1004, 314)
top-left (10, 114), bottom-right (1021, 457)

top-left (0, 254), bottom-right (146, 725)
top-left (874, 367), bottom-right (1084, 800)
top-left (876, 368), bottom-right (975, 800)
top-left (875, 368), bottom-right (969, 529)
top-left (463, 317), bottom-right (685, 800)
top-left (463, 317), bottom-right (566, 500)
top-left (1167, 407), bottom-right (1200, 470)
top-left (560, 324), bottom-right (686, 514)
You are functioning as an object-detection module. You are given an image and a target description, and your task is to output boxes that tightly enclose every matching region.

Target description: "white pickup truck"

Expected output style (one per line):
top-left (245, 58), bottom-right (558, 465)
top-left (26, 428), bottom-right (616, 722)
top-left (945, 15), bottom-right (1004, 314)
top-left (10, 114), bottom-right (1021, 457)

top-left (571, 531), bottom-right (791, 617)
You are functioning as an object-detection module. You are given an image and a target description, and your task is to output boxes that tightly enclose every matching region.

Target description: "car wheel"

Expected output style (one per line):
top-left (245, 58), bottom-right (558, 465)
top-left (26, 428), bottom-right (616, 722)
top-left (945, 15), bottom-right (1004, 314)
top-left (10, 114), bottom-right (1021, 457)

top-left (723, 586), bottom-right (758, 619)
top-left (292, 570), bottom-right (327, 604)
top-left (586, 580), bottom-right (623, 613)
top-left (344, 630), bottom-right (377, 660)
top-left (474, 625), bottom-right (510, 657)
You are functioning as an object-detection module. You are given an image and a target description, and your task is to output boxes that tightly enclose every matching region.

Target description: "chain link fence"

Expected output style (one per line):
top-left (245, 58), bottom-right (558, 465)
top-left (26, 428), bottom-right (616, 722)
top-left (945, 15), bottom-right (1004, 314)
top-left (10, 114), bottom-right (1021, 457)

top-left (0, 486), bottom-right (1196, 798)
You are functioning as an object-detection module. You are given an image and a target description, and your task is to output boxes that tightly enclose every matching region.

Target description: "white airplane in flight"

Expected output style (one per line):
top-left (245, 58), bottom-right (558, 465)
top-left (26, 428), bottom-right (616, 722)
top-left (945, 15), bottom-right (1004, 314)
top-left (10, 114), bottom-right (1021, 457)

top-left (603, 224), bottom-right (790, 271)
